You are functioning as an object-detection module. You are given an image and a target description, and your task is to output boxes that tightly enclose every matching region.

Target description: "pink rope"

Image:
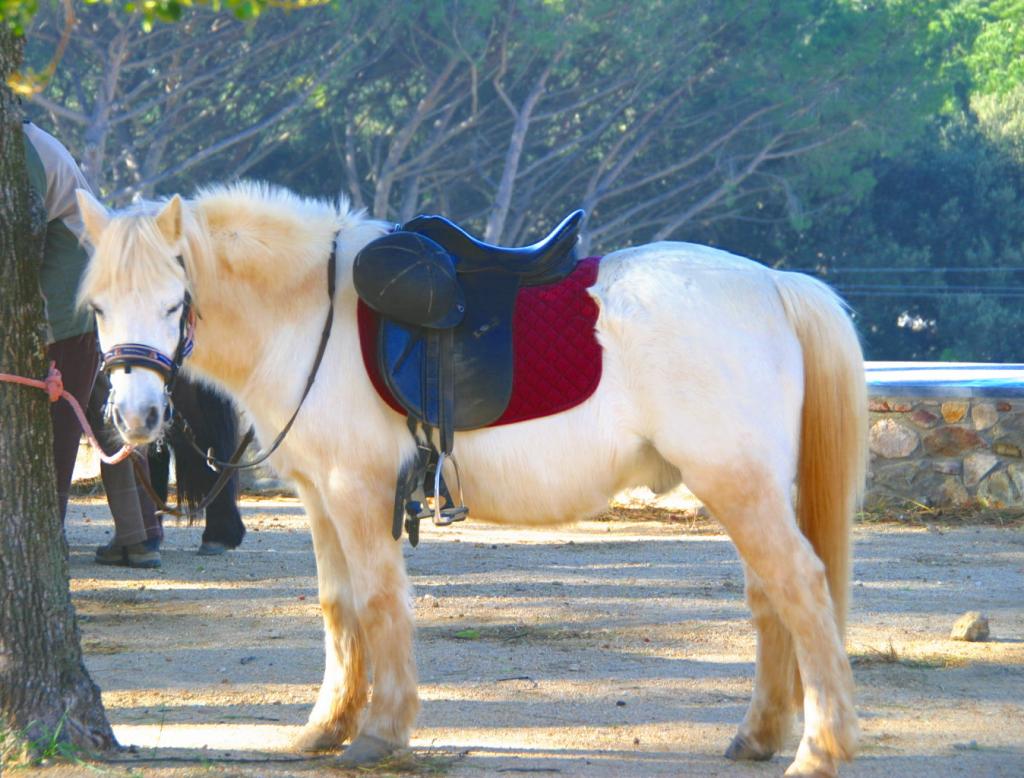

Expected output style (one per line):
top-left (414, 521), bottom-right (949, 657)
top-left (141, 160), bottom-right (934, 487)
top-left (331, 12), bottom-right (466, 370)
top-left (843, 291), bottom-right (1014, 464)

top-left (0, 362), bottom-right (134, 465)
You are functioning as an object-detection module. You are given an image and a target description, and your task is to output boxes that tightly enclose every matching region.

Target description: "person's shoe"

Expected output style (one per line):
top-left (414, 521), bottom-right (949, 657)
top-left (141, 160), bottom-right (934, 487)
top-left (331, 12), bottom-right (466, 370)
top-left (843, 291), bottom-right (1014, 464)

top-left (95, 541), bottom-right (160, 569)
top-left (125, 542), bottom-right (161, 568)
top-left (197, 541), bottom-right (229, 556)
top-left (95, 541), bottom-right (128, 566)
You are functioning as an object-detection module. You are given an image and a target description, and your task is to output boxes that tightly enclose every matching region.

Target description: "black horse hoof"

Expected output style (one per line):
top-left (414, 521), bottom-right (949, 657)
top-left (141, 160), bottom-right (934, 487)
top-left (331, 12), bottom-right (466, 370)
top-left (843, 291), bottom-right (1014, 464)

top-left (197, 541), bottom-right (229, 556)
top-left (725, 733), bottom-right (775, 762)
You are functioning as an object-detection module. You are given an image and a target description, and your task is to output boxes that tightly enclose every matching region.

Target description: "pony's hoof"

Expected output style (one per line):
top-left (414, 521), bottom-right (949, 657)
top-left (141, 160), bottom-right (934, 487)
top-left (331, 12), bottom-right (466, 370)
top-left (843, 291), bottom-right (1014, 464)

top-left (292, 724), bottom-right (343, 753)
top-left (338, 733), bottom-right (398, 766)
top-left (724, 733), bottom-right (774, 762)
top-left (784, 766), bottom-right (837, 778)
top-left (786, 733), bottom-right (841, 776)
top-left (197, 541), bottom-right (229, 556)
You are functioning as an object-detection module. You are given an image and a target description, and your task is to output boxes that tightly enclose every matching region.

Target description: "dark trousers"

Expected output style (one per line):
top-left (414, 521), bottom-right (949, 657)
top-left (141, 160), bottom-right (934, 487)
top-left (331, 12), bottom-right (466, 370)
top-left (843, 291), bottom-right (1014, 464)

top-left (47, 332), bottom-right (99, 521)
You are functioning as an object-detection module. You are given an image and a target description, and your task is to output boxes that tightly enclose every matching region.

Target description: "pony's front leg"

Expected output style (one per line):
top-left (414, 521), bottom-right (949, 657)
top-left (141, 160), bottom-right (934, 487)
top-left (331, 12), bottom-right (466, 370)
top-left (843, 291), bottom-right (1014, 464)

top-left (326, 487), bottom-right (419, 766)
top-left (292, 479), bottom-right (368, 752)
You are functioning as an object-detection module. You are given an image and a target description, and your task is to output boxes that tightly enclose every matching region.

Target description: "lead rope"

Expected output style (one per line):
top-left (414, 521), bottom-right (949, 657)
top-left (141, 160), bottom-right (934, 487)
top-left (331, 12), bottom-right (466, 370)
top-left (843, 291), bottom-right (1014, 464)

top-left (0, 361), bottom-right (134, 465)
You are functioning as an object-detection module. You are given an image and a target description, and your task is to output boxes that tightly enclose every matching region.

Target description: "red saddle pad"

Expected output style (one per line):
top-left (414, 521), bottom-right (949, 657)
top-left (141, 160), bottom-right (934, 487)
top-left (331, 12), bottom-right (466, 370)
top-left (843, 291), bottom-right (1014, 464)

top-left (357, 257), bottom-right (603, 427)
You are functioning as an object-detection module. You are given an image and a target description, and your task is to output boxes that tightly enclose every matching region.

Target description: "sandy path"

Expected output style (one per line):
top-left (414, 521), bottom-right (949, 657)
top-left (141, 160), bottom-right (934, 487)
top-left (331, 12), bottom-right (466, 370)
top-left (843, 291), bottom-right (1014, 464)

top-left (27, 498), bottom-right (1024, 776)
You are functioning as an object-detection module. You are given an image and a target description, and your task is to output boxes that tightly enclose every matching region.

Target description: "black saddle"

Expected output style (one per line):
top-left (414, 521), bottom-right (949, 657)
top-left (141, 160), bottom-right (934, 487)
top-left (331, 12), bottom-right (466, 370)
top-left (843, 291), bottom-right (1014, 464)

top-left (353, 209), bottom-right (584, 540)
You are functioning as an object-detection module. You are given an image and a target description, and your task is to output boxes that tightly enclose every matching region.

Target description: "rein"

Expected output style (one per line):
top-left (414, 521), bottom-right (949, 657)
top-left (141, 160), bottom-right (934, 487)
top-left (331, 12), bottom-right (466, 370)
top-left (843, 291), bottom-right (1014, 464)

top-left (185, 243), bottom-right (338, 472)
top-left (117, 242), bottom-right (339, 517)
top-left (130, 428), bottom-right (255, 519)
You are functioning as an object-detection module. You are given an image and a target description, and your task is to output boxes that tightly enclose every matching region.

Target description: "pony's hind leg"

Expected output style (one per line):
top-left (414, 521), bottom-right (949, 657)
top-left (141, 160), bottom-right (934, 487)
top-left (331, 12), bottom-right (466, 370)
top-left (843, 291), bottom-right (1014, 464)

top-left (725, 564), bottom-right (799, 762)
top-left (690, 464), bottom-right (857, 777)
top-left (292, 479), bottom-right (368, 752)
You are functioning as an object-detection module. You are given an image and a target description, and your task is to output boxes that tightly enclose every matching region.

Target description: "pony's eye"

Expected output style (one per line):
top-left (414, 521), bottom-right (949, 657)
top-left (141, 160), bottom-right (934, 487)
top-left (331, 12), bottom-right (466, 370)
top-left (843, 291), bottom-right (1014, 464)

top-left (166, 302), bottom-right (183, 316)
top-left (90, 303), bottom-right (104, 317)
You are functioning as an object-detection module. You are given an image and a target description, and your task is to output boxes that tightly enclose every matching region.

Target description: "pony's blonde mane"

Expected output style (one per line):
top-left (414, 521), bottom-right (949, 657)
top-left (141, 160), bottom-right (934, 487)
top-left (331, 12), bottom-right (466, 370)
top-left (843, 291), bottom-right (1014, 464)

top-left (77, 199), bottom-right (199, 309)
top-left (79, 181), bottom-right (374, 310)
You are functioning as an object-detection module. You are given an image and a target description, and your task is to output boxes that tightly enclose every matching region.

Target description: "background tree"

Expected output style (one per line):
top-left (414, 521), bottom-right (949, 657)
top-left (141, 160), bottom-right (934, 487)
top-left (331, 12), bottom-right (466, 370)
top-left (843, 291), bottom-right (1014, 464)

top-left (24, 1), bottom-right (382, 201)
top-left (216, 0), bottom-right (951, 255)
top-left (0, 24), bottom-right (116, 763)
top-left (722, 1), bottom-right (1024, 361)
top-left (756, 119), bottom-right (1024, 361)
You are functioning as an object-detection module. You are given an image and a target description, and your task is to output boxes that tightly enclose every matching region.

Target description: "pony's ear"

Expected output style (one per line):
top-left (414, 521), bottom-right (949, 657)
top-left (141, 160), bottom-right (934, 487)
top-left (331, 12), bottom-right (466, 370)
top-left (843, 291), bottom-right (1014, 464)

top-left (155, 194), bottom-right (183, 247)
top-left (76, 189), bottom-right (109, 245)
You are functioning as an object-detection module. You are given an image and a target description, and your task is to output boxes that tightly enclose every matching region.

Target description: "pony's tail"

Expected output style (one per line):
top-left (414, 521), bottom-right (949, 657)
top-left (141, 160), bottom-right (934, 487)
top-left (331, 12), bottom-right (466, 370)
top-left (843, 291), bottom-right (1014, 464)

top-left (772, 271), bottom-right (867, 638)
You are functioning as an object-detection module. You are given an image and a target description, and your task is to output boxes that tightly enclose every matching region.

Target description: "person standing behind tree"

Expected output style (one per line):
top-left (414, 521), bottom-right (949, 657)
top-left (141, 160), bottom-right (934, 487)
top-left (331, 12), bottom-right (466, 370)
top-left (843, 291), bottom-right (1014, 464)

top-left (22, 119), bottom-right (164, 568)
top-left (21, 118), bottom-right (99, 521)
top-left (87, 371), bottom-right (163, 568)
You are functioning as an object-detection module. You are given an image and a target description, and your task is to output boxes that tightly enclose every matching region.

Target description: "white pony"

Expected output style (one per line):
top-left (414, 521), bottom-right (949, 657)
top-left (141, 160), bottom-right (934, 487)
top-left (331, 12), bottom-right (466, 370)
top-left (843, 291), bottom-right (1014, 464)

top-left (75, 182), bottom-right (866, 777)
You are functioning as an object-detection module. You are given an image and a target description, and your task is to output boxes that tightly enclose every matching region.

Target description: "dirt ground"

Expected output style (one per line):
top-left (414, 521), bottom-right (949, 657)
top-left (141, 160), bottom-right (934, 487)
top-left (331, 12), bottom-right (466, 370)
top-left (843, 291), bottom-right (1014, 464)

top-left (21, 497), bottom-right (1024, 777)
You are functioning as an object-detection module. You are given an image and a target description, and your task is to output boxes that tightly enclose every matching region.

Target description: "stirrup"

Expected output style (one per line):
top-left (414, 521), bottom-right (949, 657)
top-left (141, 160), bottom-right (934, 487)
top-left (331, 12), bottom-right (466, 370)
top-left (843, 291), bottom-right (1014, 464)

top-left (433, 451), bottom-right (468, 526)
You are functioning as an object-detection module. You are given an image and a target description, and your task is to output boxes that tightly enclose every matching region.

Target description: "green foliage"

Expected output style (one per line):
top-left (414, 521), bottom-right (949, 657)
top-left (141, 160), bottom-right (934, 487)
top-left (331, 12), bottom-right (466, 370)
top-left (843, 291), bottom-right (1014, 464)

top-left (973, 84), bottom-right (1024, 159)
top-left (12, 0), bottom-right (1024, 360)
top-left (740, 116), bottom-right (1024, 362)
top-left (1, 0), bottom-right (36, 34)
top-left (0, 713), bottom-right (92, 768)
top-left (3, 0), bottom-right (333, 33)
top-left (963, 0), bottom-right (1024, 96)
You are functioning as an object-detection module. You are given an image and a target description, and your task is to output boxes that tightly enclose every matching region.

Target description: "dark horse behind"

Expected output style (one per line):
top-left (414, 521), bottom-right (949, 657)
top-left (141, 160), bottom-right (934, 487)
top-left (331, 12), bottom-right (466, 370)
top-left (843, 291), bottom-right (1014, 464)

top-left (150, 378), bottom-right (246, 554)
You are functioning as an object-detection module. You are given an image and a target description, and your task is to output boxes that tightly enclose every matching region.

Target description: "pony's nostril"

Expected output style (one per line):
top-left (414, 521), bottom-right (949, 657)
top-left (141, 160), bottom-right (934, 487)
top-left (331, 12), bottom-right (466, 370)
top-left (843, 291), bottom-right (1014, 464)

top-left (145, 405), bottom-right (161, 430)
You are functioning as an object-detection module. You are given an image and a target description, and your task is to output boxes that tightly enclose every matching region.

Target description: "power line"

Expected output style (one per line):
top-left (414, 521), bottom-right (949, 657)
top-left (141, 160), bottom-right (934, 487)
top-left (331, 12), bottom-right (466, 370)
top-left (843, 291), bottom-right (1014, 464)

top-left (837, 289), bottom-right (1024, 298)
top-left (784, 266), bottom-right (1024, 274)
top-left (836, 284), bottom-right (1024, 293)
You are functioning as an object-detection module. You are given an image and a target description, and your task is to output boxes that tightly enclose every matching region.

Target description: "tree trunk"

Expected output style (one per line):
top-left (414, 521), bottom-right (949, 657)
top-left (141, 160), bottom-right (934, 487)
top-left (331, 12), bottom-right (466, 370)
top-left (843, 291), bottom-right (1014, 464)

top-left (0, 28), bottom-right (117, 765)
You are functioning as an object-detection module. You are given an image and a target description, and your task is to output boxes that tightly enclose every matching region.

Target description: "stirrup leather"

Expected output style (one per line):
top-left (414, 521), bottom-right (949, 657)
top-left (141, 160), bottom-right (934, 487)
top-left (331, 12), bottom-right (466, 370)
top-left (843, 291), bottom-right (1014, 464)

top-left (392, 420), bottom-right (468, 546)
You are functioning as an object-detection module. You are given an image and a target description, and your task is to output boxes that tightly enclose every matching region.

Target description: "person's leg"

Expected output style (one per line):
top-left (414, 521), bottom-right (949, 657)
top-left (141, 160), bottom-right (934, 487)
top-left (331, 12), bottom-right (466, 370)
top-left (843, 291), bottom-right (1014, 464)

top-left (47, 332), bottom-right (99, 521)
top-left (99, 460), bottom-right (149, 546)
top-left (138, 471), bottom-right (163, 545)
top-left (88, 373), bottom-right (160, 567)
top-left (148, 443), bottom-right (171, 504)
top-left (89, 373), bottom-right (147, 546)
top-left (203, 384), bottom-right (244, 547)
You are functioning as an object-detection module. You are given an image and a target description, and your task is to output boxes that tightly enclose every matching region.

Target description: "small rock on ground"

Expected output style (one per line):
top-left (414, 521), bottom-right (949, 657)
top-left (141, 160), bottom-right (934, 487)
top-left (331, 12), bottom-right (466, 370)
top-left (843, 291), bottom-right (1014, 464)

top-left (950, 611), bottom-right (990, 641)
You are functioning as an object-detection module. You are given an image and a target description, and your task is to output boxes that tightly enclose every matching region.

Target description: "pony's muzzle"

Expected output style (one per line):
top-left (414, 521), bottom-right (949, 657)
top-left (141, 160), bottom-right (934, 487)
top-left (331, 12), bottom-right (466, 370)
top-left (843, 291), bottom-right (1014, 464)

top-left (110, 401), bottom-right (165, 445)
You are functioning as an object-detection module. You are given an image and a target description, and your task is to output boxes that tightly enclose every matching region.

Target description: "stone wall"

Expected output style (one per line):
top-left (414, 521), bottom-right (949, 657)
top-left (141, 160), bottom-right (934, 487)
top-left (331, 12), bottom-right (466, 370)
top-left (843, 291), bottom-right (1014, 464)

top-left (867, 396), bottom-right (1024, 508)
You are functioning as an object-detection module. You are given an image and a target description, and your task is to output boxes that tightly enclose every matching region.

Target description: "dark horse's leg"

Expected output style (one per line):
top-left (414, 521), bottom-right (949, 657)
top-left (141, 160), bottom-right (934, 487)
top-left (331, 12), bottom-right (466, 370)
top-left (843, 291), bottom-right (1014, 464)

top-left (148, 442), bottom-right (171, 504)
top-left (167, 378), bottom-right (246, 552)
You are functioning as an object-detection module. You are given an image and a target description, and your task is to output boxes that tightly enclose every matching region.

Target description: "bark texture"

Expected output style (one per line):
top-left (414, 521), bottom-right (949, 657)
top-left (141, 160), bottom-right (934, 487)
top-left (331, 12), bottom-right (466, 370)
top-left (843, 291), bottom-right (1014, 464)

top-left (0, 28), bottom-right (116, 764)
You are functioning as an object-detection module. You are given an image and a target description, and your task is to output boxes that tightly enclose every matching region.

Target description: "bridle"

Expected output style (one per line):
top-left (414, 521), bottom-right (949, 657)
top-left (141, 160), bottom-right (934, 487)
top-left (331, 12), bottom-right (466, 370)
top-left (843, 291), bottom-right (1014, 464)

top-left (101, 288), bottom-right (196, 397)
top-left (102, 244), bottom-right (338, 517)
